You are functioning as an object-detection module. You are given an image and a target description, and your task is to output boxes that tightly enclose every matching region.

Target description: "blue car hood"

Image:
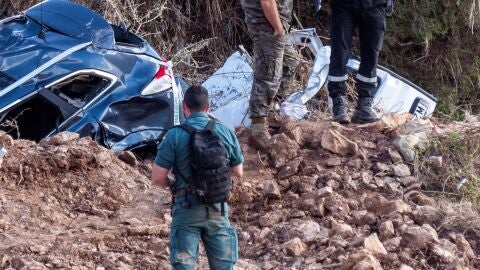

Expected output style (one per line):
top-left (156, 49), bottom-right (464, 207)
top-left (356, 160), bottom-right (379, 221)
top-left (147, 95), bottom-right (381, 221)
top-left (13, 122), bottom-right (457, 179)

top-left (25, 0), bottom-right (114, 49)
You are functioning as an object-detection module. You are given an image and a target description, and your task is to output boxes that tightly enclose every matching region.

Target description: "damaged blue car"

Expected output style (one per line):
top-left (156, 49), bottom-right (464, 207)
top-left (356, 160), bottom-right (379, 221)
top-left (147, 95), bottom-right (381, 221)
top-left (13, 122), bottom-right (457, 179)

top-left (0, 0), bottom-right (184, 152)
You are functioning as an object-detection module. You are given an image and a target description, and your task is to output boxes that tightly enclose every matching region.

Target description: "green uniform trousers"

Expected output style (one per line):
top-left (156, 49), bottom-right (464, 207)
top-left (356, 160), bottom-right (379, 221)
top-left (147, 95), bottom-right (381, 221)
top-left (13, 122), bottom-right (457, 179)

top-left (169, 194), bottom-right (238, 270)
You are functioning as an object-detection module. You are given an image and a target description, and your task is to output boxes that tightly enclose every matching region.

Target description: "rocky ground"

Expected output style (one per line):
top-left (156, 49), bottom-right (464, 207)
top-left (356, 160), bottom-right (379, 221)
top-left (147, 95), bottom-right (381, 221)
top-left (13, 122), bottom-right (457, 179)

top-left (0, 113), bottom-right (479, 269)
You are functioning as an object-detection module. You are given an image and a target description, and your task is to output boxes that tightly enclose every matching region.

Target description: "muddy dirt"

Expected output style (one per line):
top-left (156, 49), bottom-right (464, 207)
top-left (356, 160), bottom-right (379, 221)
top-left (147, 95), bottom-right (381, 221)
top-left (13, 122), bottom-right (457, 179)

top-left (0, 113), bottom-right (479, 269)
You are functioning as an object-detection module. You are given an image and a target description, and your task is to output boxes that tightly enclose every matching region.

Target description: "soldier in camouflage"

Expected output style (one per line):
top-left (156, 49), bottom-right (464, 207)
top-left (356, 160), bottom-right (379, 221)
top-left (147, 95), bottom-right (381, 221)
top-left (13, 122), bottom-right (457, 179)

top-left (241, 0), bottom-right (298, 150)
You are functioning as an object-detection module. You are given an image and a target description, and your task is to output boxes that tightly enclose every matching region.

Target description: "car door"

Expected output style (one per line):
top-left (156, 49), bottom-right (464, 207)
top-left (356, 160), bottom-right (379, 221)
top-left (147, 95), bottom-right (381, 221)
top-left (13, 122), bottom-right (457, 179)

top-left (40, 70), bottom-right (117, 136)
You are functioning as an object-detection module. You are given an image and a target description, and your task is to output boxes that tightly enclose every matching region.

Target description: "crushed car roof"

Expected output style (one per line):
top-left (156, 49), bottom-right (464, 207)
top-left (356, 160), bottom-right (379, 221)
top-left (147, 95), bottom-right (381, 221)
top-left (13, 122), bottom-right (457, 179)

top-left (25, 0), bottom-right (114, 48)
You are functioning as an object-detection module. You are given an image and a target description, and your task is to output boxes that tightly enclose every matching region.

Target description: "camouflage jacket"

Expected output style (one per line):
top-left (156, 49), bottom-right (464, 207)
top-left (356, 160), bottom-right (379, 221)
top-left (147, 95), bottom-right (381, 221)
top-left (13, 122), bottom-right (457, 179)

top-left (240, 0), bottom-right (294, 26)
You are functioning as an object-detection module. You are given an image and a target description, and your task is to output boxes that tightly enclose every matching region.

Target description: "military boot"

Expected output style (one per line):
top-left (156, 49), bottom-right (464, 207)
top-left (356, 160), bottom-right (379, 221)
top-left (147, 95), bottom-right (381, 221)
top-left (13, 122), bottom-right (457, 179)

top-left (249, 117), bottom-right (272, 150)
top-left (351, 97), bottom-right (380, 124)
top-left (332, 96), bottom-right (350, 124)
top-left (267, 111), bottom-right (283, 128)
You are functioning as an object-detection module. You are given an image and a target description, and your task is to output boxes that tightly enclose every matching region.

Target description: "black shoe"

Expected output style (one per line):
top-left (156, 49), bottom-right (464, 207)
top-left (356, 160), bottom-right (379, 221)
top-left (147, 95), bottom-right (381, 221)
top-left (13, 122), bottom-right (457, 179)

top-left (351, 97), bottom-right (380, 124)
top-left (332, 96), bottom-right (350, 124)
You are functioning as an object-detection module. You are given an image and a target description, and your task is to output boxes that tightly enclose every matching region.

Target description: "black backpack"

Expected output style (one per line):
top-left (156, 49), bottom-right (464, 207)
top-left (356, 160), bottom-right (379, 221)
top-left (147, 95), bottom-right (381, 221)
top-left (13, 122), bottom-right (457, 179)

top-left (177, 120), bottom-right (232, 205)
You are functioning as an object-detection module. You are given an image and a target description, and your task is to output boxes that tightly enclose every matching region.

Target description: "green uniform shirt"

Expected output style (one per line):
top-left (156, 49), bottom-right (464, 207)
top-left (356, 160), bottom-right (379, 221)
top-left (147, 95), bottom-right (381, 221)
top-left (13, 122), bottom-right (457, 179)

top-left (155, 112), bottom-right (244, 192)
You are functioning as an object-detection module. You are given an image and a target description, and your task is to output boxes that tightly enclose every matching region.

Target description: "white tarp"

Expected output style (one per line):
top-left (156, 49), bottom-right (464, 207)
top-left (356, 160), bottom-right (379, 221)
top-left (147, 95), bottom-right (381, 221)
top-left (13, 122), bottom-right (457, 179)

top-left (202, 51), bottom-right (253, 129)
top-left (203, 28), bottom-right (437, 129)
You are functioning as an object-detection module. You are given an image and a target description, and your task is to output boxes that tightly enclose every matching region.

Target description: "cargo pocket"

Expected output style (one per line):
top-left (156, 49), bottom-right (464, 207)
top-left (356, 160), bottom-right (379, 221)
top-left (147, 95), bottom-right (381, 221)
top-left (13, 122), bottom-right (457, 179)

top-left (228, 227), bottom-right (238, 262)
top-left (252, 32), bottom-right (286, 82)
top-left (169, 227), bottom-right (200, 266)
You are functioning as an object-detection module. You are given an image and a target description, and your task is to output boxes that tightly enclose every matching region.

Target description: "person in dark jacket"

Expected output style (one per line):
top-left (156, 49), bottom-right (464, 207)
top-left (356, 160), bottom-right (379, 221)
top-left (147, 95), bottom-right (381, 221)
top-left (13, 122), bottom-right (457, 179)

top-left (327, 0), bottom-right (389, 124)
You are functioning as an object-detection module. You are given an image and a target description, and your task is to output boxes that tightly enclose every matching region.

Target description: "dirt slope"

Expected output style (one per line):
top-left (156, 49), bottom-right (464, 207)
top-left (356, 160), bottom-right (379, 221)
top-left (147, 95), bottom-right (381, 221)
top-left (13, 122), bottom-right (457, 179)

top-left (0, 114), bottom-right (479, 269)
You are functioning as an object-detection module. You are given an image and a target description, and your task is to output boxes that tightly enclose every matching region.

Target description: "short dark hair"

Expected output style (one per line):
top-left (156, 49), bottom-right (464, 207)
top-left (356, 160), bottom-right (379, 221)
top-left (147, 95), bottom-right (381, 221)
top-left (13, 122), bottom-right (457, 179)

top-left (184, 85), bottom-right (209, 112)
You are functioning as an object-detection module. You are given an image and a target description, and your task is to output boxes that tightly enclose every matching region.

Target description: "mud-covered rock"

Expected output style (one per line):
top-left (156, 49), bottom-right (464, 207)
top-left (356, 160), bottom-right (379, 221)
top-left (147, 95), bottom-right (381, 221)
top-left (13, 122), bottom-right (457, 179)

top-left (390, 164), bottom-right (411, 177)
top-left (343, 249), bottom-right (382, 270)
top-left (331, 222), bottom-right (354, 239)
top-left (401, 224), bottom-right (439, 249)
top-left (284, 237), bottom-right (307, 256)
top-left (379, 220), bottom-right (395, 240)
top-left (321, 129), bottom-right (359, 156)
top-left (263, 180), bottom-right (281, 199)
top-left (269, 134), bottom-right (300, 168)
top-left (412, 205), bottom-right (442, 226)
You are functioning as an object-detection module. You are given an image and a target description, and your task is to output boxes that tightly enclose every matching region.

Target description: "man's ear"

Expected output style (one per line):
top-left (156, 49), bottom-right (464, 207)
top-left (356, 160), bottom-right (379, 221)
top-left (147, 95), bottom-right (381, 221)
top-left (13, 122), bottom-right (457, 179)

top-left (182, 101), bottom-right (189, 116)
top-left (204, 104), bottom-right (210, 113)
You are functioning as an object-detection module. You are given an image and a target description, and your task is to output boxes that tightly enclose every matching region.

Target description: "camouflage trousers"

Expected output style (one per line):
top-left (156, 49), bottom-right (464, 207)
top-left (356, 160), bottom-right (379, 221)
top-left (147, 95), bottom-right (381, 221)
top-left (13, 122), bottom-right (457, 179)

top-left (248, 23), bottom-right (299, 118)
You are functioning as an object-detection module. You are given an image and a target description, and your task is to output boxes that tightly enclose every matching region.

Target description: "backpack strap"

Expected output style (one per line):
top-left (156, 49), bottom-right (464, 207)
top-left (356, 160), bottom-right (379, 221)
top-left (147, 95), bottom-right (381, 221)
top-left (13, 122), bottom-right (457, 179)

top-left (169, 124), bottom-right (196, 197)
top-left (205, 120), bottom-right (216, 132)
top-left (173, 124), bottom-right (197, 135)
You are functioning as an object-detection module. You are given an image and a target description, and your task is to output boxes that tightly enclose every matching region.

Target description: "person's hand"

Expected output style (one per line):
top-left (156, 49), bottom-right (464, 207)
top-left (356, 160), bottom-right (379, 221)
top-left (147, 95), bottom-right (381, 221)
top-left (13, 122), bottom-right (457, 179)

top-left (273, 28), bottom-right (285, 37)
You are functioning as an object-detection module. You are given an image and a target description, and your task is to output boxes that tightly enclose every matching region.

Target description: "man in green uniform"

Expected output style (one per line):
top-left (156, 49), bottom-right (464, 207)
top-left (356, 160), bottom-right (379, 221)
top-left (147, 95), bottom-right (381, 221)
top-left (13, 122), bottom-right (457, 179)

top-left (241, 0), bottom-right (298, 149)
top-left (151, 86), bottom-right (244, 270)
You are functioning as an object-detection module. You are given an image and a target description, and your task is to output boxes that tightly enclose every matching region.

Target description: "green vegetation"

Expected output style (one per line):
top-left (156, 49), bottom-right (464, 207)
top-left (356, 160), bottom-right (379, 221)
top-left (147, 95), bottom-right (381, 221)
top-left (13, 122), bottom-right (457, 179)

top-left (417, 127), bottom-right (480, 204)
top-left (383, 0), bottom-right (480, 119)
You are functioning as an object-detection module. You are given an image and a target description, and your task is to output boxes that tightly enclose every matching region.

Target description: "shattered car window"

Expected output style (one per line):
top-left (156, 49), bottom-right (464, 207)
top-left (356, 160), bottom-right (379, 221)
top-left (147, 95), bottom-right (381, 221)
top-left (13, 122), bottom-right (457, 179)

top-left (50, 75), bottom-right (110, 108)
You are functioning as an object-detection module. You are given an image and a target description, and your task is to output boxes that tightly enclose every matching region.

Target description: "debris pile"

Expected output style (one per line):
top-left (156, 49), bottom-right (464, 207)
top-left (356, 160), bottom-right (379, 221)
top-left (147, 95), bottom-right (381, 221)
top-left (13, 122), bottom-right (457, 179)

top-left (231, 112), bottom-right (480, 269)
top-left (0, 113), bottom-right (479, 269)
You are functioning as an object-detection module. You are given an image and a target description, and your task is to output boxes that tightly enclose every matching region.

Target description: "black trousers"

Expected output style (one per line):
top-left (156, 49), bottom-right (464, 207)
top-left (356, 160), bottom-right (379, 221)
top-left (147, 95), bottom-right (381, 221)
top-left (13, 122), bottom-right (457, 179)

top-left (327, 1), bottom-right (386, 99)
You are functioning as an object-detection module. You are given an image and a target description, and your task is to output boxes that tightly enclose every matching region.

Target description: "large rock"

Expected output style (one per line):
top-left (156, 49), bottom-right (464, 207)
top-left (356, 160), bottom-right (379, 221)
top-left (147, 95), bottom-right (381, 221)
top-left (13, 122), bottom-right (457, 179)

top-left (363, 233), bottom-right (387, 256)
top-left (394, 137), bottom-right (416, 162)
top-left (375, 163), bottom-right (390, 173)
top-left (316, 246), bottom-right (336, 261)
top-left (326, 157), bottom-right (343, 167)
top-left (321, 129), bottom-right (359, 156)
top-left (300, 196), bottom-right (326, 218)
top-left (269, 134), bottom-right (300, 168)
top-left (342, 249), bottom-right (383, 270)
top-left (259, 212), bottom-right (283, 227)
top-left (263, 180), bottom-right (281, 199)
top-left (401, 224), bottom-right (439, 249)
top-left (330, 222), bottom-right (354, 239)
top-left (316, 187), bottom-right (333, 198)
top-left (412, 205), bottom-right (442, 225)
top-left (44, 131), bottom-right (80, 146)
top-left (382, 200), bottom-right (412, 216)
top-left (351, 210), bottom-right (377, 226)
top-left (363, 193), bottom-right (388, 212)
top-left (277, 158), bottom-right (301, 180)
top-left (388, 148), bottom-right (403, 163)
top-left (324, 194), bottom-right (351, 218)
top-left (284, 237), bottom-right (307, 256)
top-left (390, 164), bottom-right (411, 177)
top-left (378, 220), bottom-right (395, 240)
top-left (290, 220), bottom-right (329, 243)
top-left (405, 190), bottom-right (435, 206)
top-left (383, 237), bottom-right (401, 252)
top-left (116, 151), bottom-right (138, 166)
